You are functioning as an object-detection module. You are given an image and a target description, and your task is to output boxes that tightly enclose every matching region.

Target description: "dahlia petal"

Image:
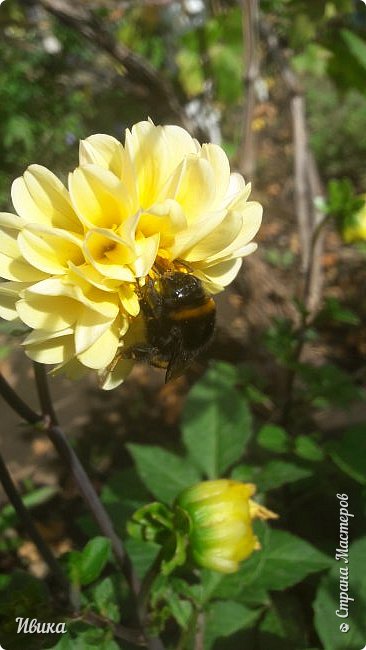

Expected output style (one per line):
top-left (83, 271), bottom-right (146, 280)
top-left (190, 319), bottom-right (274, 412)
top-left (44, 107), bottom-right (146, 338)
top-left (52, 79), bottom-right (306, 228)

top-left (119, 284), bottom-right (140, 317)
top-left (125, 121), bottom-right (197, 207)
top-left (25, 278), bottom-right (119, 319)
top-left (201, 143), bottom-right (231, 206)
top-left (23, 328), bottom-right (75, 364)
top-left (132, 233), bottom-right (160, 278)
top-left (11, 165), bottom-right (82, 231)
top-left (0, 212), bottom-right (26, 230)
top-left (169, 209), bottom-right (227, 259)
top-left (68, 262), bottom-right (121, 293)
top-left (0, 230), bottom-right (46, 282)
top-left (77, 323), bottom-right (120, 369)
top-left (203, 202), bottom-right (262, 264)
top-left (138, 200), bottom-right (187, 248)
top-left (183, 209), bottom-right (243, 263)
top-left (193, 551), bottom-right (237, 574)
top-left (69, 164), bottom-right (132, 229)
top-left (161, 156), bottom-right (216, 221)
top-left (79, 134), bottom-right (124, 175)
top-left (18, 225), bottom-right (83, 275)
top-left (50, 357), bottom-right (87, 380)
top-left (83, 228), bottom-right (136, 282)
top-left (195, 257), bottom-right (243, 291)
top-left (0, 281), bottom-right (30, 320)
top-left (74, 308), bottom-right (118, 355)
top-left (16, 295), bottom-right (80, 331)
top-left (98, 357), bottom-right (134, 390)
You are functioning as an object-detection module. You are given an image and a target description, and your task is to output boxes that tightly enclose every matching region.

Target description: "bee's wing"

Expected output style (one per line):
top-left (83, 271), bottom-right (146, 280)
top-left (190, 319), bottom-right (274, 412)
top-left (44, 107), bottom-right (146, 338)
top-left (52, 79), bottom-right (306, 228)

top-left (165, 345), bottom-right (193, 383)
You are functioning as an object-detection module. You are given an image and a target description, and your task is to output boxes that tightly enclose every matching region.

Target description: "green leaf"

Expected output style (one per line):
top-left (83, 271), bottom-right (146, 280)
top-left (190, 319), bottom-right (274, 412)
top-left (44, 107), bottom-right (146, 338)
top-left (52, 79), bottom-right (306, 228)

top-left (92, 576), bottom-right (121, 623)
top-left (257, 460), bottom-right (313, 491)
top-left (202, 568), bottom-right (269, 607)
top-left (125, 538), bottom-right (160, 579)
top-left (341, 29), bottom-right (366, 70)
top-left (253, 529), bottom-right (332, 591)
top-left (182, 363), bottom-right (252, 478)
top-left (320, 297), bottom-right (360, 326)
top-left (298, 363), bottom-right (362, 408)
top-left (294, 436), bottom-right (324, 462)
top-left (257, 425), bottom-right (290, 453)
top-left (258, 593), bottom-right (309, 649)
top-left (204, 601), bottom-right (261, 649)
top-left (328, 425), bottom-right (366, 484)
top-left (127, 444), bottom-right (201, 503)
top-left (314, 537), bottom-right (366, 649)
top-left (168, 594), bottom-right (193, 628)
top-left (68, 537), bottom-right (111, 586)
top-left (101, 467), bottom-right (151, 535)
top-left (231, 463), bottom-right (259, 483)
top-left (79, 537), bottom-right (111, 586)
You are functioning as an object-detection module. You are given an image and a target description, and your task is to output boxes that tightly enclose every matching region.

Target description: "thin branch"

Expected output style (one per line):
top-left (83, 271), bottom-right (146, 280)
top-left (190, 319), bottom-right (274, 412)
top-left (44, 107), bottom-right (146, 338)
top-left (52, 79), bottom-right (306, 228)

top-left (0, 449), bottom-right (67, 587)
top-left (260, 18), bottom-right (328, 422)
top-left (0, 374), bottom-right (130, 577)
top-left (238, 0), bottom-right (260, 179)
top-left (306, 151), bottom-right (326, 313)
top-left (33, 361), bottom-right (58, 425)
top-left (259, 17), bottom-right (325, 314)
top-left (0, 445), bottom-right (150, 646)
top-left (0, 369), bottom-right (165, 649)
top-left (291, 94), bottom-right (312, 274)
top-left (0, 373), bottom-right (41, 425)
top-left (37, 0), bottom-right (192, 133)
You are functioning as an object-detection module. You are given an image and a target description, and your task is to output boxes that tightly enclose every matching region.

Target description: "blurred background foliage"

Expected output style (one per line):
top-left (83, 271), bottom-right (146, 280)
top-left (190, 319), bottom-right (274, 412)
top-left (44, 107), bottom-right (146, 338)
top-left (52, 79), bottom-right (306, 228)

top-left (1, 0), bottom-right (366, 204)
top-left (1, 0), bottom-right (366, 649)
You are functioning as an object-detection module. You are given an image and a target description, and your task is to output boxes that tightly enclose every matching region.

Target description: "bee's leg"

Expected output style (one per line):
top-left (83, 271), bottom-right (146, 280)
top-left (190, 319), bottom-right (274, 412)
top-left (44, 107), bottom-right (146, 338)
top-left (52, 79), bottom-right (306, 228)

top-left (121, 343), bottom-right (168, 370)
top-left (121, 343), bottom-right (160, 362)
top-left (140, 276), bottom-right (164, 319)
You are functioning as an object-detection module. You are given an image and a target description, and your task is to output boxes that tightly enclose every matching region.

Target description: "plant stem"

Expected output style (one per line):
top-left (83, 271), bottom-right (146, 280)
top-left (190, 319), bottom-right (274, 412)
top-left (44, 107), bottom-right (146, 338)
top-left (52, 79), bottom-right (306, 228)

top-left (0, 370), bottom-right (131, 575)
top-left (33, 361), bottom-right (58, 425)
top-left (0, 369), bottom-right (166, 649)
top-left (80, 611), bottom-right (146, 646)
top-left (137, 549), bottom-right (165, 625)
top-left (280, 212), bottom-right (331, 425)
top-left (0, 449), bottom-right (67, 587)
top-left (239, 0), bottom-right (260, 179)
top-left (0, 373), bottom-right (41, 424)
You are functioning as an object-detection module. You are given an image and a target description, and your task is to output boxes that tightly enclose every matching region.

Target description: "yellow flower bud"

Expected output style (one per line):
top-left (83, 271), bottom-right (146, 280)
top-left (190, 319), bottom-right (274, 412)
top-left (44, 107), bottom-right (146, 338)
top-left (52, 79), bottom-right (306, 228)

top-left (343, 194), bottom-right (366, 243)
top-left (176, 479), bottom-right (278, 574)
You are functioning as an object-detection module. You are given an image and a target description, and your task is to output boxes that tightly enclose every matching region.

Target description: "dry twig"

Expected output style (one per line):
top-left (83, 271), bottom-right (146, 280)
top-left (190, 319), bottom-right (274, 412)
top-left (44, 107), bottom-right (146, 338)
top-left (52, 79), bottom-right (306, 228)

top-left (239, 0), bottom-right (260, 179)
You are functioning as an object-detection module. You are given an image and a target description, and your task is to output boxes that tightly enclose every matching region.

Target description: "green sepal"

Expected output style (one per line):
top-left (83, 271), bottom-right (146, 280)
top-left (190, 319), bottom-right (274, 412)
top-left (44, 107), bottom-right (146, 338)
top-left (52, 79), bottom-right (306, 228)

top-left (128, 503), bottom-right (191, 577)
top-left (127, 502), bottom-right (175, 544)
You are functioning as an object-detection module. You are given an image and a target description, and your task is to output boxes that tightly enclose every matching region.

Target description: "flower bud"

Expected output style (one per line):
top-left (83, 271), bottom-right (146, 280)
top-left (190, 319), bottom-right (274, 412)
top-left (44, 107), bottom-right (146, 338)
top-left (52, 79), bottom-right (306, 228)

top-left (343, 194), bottom-right (366, 243)
top-left (176, 479), bottom-right (278, 574)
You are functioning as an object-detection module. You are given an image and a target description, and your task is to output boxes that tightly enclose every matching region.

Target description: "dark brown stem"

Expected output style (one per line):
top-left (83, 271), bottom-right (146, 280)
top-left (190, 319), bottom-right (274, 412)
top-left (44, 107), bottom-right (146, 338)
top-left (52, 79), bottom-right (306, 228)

top-left (33, 361), bottom-right (58, 425)
top-left (0, 449), bottom-right (67, 587)
top-left (0, 373), bottom-right (41, 425)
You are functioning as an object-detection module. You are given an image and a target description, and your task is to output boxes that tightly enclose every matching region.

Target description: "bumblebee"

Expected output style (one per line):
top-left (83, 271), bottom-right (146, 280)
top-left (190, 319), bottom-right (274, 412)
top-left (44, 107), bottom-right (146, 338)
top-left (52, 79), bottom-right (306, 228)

top-left (124, 268), bottom-right (216, 382)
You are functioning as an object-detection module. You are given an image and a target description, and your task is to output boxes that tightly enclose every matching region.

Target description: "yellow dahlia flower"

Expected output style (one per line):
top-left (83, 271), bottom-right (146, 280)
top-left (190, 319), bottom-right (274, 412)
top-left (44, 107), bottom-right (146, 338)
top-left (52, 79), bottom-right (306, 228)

top-left (0, 121), bottom-right (262, 388)
top-left (176, 479), bottom-right (277, 574)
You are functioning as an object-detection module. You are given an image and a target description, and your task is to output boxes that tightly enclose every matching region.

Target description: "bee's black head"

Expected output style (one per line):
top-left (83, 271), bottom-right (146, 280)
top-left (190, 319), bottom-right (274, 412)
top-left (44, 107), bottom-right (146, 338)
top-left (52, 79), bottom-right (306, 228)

top-left (159, 271), bottom-right (206, 308)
